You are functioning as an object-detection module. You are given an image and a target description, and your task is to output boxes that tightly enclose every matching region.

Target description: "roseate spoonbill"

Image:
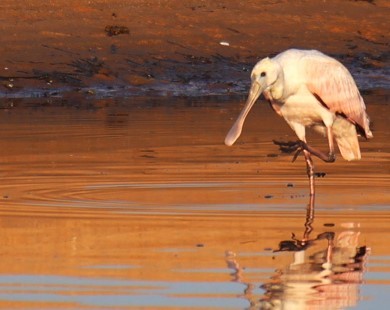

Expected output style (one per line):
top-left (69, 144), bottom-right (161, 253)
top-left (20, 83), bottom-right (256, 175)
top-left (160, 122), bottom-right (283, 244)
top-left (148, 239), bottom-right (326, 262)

top-left (225, 49), bottom-right (372, 196)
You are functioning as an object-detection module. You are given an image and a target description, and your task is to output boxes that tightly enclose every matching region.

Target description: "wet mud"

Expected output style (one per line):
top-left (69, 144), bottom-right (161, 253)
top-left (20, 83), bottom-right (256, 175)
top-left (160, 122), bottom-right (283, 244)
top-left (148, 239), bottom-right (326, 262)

top-left (0, 0), bottom-right (389, 97)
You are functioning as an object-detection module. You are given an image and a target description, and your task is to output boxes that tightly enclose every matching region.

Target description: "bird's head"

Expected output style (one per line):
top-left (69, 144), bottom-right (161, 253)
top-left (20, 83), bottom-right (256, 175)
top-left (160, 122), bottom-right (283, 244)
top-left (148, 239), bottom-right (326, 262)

top-left (251, 57), bottom-right (280, 90)
top-left (225, 57), bottom-right (280, 146)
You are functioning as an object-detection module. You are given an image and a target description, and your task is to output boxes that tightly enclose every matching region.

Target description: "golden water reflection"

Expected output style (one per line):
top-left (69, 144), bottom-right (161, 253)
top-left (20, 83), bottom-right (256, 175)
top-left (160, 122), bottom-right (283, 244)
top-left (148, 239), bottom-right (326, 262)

top-left (226, 196), bottom-right (370, 309)
top-left (0, 97), bottom-right (389, 308)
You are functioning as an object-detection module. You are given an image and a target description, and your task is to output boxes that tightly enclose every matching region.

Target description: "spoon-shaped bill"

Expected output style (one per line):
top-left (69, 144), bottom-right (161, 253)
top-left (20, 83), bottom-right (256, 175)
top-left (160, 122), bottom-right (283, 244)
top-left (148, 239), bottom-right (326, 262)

top-left (224, 82), bottom-right (264, 146)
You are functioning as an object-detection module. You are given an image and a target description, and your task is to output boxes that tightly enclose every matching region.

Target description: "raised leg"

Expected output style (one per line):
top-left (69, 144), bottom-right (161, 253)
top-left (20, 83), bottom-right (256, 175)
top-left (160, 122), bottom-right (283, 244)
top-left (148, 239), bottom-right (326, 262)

top-left (273, 140), bottom-right (335, 163)
top-left (301, 141), bottom-right (335, 163)
top-left (326, 127), bottom-right (336, 162)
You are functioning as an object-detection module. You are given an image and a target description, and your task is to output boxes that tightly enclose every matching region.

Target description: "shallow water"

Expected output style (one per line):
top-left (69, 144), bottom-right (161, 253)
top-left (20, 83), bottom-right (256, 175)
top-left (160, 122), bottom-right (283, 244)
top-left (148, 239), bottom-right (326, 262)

top-left (0, 97), bottom-right (389, 309)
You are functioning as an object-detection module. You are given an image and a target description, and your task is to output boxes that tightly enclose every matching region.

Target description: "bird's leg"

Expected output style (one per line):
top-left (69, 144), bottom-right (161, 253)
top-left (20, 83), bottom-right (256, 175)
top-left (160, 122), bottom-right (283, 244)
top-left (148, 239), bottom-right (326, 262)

top-left (326, 127), bottom-right (336, 162)
top-left (297, 141), bottom-right (336, 163)
top-left (303, 150), bottom-right (315, 197)
top-left (273, 139), bottom-right (335, 163)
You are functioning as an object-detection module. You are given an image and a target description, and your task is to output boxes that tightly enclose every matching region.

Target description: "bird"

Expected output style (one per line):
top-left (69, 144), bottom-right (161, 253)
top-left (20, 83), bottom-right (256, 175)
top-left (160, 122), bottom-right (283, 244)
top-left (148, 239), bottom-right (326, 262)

top-left (225, 49), bottom-right (373, 196)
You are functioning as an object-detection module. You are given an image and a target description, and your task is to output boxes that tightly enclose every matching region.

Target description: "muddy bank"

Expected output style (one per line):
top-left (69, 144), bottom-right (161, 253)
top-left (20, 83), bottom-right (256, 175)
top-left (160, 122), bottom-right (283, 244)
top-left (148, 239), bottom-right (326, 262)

top-left (0, 0), bottom-right (389, 98)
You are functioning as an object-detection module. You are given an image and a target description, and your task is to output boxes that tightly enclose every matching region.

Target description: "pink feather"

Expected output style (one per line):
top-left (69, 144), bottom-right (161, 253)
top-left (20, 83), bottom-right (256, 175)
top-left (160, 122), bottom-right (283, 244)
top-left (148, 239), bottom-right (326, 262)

top-left (303, 55), bottom-right (372, 138)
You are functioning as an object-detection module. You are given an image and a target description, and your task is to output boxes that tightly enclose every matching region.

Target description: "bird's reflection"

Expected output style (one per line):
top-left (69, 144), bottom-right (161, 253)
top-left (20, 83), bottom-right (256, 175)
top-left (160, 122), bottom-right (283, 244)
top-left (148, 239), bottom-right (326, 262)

top-left (226, 196), bottom-right (369, 309)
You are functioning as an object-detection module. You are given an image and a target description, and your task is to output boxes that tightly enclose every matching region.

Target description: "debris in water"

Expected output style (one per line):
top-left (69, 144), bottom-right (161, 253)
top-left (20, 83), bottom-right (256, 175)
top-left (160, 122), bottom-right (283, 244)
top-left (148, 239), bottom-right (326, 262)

top-left (324, 223), bottom-right (335, 227)
top-left (4, 83), bottom-right (14, 89)
top-left (105, 25), bottom-right (129, 36)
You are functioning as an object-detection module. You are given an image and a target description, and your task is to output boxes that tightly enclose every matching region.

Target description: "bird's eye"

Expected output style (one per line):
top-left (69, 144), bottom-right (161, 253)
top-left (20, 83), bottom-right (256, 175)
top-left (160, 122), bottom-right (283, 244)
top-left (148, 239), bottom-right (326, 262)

top-left (260, 72), bottom-right (266, 77)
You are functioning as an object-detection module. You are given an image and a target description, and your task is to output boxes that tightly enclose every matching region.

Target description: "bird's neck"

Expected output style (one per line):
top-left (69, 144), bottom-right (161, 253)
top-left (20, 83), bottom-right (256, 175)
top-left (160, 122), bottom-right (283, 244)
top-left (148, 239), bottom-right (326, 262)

top-left (269, 72), bottom-right (284, 101)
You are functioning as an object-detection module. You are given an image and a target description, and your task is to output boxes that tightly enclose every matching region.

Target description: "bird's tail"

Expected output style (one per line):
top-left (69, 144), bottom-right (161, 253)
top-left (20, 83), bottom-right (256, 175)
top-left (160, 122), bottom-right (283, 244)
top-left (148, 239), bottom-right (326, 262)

top-left (332, 117), bottom-right (361, 161)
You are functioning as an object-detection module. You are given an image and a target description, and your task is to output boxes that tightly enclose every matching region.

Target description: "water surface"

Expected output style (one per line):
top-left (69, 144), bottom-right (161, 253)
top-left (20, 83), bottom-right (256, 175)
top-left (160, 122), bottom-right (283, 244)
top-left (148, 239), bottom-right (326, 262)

top-left (0, 97), bottom-right (389, 309)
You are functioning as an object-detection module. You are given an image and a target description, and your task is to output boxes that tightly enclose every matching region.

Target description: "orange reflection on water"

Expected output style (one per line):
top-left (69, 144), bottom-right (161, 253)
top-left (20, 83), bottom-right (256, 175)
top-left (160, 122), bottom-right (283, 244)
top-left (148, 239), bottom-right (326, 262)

top-left (0, 97), bottom-right (389, 308)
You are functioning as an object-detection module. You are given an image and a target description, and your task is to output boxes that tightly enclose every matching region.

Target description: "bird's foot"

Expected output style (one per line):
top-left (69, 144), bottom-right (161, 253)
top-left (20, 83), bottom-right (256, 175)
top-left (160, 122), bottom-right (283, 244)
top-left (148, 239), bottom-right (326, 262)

top-left (273, 140), bottom-right (302, 153)
top-left (273, 140), bottom-right (305, 162)
top-left (327, 152), bottom-right (336, 163)
top-left (273, 140), bottom-right (336, 163)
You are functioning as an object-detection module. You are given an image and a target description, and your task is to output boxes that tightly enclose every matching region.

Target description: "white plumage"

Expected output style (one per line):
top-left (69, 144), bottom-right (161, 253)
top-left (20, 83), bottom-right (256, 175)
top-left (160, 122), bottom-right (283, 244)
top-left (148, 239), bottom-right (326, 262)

top-left (225, 49), bottom-right (373, 195)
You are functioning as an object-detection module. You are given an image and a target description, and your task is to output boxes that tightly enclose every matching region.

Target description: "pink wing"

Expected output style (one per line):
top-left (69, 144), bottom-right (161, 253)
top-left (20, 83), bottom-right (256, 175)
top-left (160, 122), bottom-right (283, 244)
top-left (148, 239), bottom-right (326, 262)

top-left (303, 55), bottom-right (372, 138)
